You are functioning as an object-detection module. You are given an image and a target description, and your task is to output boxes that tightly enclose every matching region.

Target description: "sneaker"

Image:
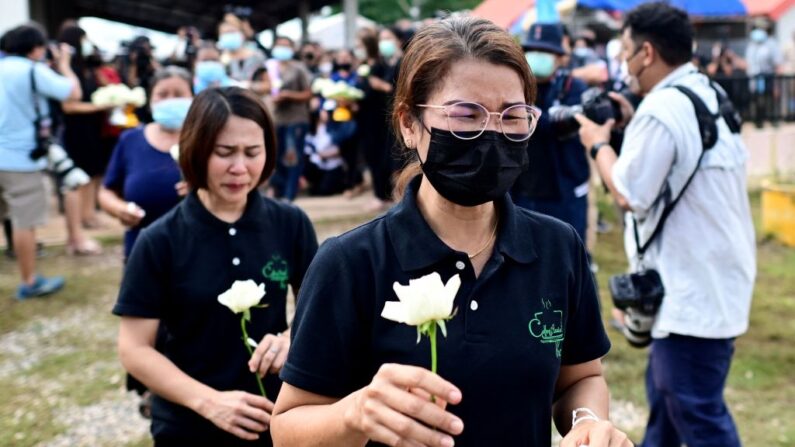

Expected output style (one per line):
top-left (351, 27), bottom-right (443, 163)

top-left (16, 275), bottom-right (65, 300)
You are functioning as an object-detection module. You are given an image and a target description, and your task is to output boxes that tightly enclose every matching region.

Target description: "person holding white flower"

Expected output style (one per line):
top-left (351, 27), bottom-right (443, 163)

top-left (114, 86), bottom-right (318, 446)
top-left (99, 66), bottom-right (193, 260)
top-left (272, 17), bottom-right (630, 447)
top-left (99, 66), bottom-right (193, 416)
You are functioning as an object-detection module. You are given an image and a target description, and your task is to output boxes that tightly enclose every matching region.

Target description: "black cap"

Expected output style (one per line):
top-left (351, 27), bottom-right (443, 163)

top-left (521, 23), bottom-right (565, 55)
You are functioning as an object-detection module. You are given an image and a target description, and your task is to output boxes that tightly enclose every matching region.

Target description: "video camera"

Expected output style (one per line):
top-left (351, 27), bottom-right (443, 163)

top-left (608, 269), bottom-right (665, 348)
top-left (548, 87), bottom-right (624, 139)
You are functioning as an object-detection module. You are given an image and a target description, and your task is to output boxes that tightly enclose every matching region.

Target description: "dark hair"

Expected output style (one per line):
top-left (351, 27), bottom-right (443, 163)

top-left (58, 24), bottom-right (87, 73)
top-left (179, 87), bottom-right (277, 189)
top-left (623, 2), bottom-right (693, 66)
top-left (251, 66), bottom-right (268, 82)
top-left (1, 23), bottom-right (47, 56)
top-left (357, 28), bottom-right (379, 61)
top-left (391, 17), bottom-right (536, 198)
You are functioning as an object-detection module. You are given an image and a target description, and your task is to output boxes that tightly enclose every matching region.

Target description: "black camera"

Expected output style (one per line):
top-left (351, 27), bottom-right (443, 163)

top-left (548, 88), bottom-right (624, 139)
top-left (609, 270), bottom-right (665, 348)
top-left (225, 5), bottom-right (253, 19)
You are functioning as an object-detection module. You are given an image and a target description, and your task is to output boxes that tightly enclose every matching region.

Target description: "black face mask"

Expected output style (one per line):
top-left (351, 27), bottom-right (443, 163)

top-left (419, 128), bottom-right (529, 207)
top-left (334, 63), bottom-right (352, 72)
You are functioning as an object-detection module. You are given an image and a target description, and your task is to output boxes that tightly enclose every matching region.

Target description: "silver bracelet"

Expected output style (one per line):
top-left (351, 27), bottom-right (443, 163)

top-left (572, 407), bottom-right (600, 428)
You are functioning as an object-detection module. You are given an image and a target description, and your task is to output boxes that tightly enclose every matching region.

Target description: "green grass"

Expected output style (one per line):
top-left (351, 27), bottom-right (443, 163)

top-left (595, 191), bottom-right (795, 445)
top-left (0, 196), bottom-right (792, 446)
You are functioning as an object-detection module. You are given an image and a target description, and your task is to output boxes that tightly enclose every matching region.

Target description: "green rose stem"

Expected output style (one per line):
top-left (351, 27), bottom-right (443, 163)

top-left (429, 323), bottom-right (438, 404)
top-left (240, 311), bottom-right (267, 398)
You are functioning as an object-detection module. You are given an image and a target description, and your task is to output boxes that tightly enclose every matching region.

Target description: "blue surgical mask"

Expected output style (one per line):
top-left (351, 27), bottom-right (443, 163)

top-left (152, 97), bottom-right (192, 130)
top-left (750, 29), bottom-right (767, 43)
top-left (379, 40), bottom-right (397, 58)
top-left (218, 32), bottom-right (244, 51)
top-left (526, 51), bottom-right (557, 79)
top-left (573, 47), bottom-right (590, 58)
top-left (195, 61), bottom-right (227, 83)
top-left (271, 46), bottom-right (294, 61)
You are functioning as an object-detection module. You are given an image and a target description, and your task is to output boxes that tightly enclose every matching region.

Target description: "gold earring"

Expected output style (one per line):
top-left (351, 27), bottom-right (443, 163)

top-left (406, 138), bottom-right (413, 148)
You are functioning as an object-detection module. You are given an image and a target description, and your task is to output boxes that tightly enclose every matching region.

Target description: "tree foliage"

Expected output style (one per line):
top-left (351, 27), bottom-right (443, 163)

top-left (356, 0), bottom-right (482, 25)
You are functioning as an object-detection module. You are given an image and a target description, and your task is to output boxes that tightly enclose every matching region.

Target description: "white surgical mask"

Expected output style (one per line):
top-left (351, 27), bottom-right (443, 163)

top-left (319, 62), bottom-right (333, 75)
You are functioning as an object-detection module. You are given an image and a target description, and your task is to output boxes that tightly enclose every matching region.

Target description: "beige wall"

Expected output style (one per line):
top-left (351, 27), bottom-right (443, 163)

top-left (742, 123), bottom-right (795, 185)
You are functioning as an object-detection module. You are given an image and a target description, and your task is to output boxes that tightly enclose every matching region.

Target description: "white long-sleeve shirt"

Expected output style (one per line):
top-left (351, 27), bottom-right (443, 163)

top-left (612, 63), bottom-right (756, 339)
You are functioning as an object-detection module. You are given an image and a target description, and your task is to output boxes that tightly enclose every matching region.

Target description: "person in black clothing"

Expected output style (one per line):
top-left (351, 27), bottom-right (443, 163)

top-left (271, 17), bottom-right (630, 447)
top-left (114, 87), bottom-right (318, 446)
top-left (356, 28), bottom-right (402, 211)
top-left (512, 23), bottom-right (591, 243)
top-left (57, 23), bottom-right (113, 253)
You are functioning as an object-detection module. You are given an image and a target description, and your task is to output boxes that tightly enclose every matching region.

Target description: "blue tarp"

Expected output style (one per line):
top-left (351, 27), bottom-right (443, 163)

top-left (577, 0), bottom-right (747, 17)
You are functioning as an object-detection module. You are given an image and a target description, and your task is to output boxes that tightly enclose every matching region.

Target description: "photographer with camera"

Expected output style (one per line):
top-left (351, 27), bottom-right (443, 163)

top-left (124, 36), bottom-right (160, 93)
top-left (168, 26), bottom-right (201, 69)
top-left (0, 22), bottom-right (82, 299)
top-left (575, 3), bottom-right (755, 446)
top-left (511, 23), bottom-right (592, 244)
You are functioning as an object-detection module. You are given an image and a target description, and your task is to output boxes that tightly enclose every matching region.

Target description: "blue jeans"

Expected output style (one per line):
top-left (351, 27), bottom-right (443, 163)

top-left (641, 334), bottom-right (741, 447)
top-left (270, 123), bottom-right (308, 201)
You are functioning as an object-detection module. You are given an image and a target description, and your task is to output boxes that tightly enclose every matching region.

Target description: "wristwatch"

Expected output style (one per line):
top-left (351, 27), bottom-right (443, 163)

top-left (590, 142), bottom-right (610, 161)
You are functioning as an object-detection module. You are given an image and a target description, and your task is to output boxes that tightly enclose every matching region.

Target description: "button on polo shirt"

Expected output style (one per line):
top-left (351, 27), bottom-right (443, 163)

top-left (283, 176), bottom-right (610, 447)
top-left (114, 190), bottom-right (318, 444)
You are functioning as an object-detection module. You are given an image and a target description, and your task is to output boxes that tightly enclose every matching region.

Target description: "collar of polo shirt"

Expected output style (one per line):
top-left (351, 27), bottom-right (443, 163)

top-left (183, 189), bottom-right (269, 232)
top-left (386, 175), bottom-right (538, 272)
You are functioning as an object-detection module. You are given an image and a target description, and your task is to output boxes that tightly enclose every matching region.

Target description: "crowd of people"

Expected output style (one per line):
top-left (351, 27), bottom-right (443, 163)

top-left (0, 2), bottom-right (760, 446)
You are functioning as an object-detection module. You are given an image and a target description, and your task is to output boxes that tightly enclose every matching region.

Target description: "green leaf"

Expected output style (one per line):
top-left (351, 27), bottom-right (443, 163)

top-left (437, 320), bottom-right (447, 338)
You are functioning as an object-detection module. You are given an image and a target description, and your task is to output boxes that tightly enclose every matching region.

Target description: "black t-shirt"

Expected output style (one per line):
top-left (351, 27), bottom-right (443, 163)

top-left (282, 176), bottom-right (610, 446)
top-left (113, 190), bottom-right (318, 444)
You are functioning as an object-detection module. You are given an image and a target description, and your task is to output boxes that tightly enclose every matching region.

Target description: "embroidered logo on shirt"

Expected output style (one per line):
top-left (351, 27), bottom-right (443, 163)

top-left (528, 298), bottom-right (564, 358)
top-left (262, 255), bottom-right (289, 290)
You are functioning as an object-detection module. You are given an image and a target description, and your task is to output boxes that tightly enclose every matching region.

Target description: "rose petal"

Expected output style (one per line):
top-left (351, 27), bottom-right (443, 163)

top-left (381, 301), bottom-right (408, 323)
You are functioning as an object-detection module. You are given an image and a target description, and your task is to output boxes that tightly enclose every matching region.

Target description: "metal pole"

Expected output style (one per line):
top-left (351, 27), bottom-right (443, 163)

top-left (299, 0), bottom-right (310, 44)
top-left (343, 0), bottom-right (358, 49)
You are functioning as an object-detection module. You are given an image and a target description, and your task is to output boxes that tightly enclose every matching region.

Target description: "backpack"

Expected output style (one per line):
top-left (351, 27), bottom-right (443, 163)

top-left (671, 82), bottom-right (742, 150)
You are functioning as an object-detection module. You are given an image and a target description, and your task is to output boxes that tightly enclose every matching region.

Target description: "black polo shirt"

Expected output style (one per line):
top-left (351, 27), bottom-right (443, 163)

top-left (282, 176), bottom-right (610, 446)
top-left (113, 190), bottom-right (318, 445)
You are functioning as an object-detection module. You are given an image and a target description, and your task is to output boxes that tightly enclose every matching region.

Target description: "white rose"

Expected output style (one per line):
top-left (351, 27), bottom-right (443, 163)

top-left (170, 144), bottom-right (180, 163)
top-left (128, 87), bottom-right (147, 107)
top-left (217, 280), bottom-right (266, 314)
top-left (382, 273), bottom-right (460, 327)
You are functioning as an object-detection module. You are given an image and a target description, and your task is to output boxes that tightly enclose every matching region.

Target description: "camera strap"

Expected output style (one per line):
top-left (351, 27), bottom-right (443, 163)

top-left (29, 65), bottom-right (44, 128)
top-left (633, 85), bottom-right (715, 259)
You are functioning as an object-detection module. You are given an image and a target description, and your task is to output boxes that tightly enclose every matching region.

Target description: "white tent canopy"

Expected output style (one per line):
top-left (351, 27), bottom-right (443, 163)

top-left (260, 12), bottom-right (376, 50)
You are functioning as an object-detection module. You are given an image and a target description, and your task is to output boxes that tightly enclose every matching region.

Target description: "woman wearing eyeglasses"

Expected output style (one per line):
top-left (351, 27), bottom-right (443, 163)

top-left (271, 17), bottom-right (631, 447)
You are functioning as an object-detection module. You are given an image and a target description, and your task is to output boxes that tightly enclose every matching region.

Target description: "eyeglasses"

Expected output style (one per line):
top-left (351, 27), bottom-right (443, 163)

top-left (417, 102), bottom-right (542, 142)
